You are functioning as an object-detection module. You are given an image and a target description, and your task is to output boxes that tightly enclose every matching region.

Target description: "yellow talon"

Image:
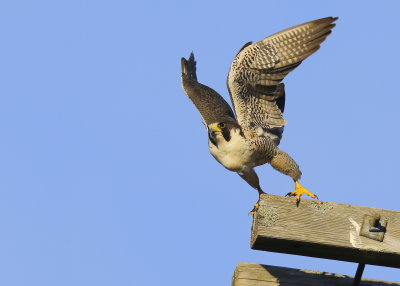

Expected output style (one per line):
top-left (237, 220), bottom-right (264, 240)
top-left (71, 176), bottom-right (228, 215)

top-left (286, 181), bottom-right (318, 202)
top-left (248, 203), bottom-right (259, 215)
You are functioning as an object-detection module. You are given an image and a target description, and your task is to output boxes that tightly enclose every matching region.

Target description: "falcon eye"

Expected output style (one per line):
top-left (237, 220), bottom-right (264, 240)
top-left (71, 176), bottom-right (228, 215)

top-left (218, 123), bottom-right (226, 129)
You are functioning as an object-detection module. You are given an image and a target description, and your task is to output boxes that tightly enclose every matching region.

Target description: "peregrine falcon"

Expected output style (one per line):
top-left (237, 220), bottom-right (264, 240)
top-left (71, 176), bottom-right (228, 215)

top-left (181, 17), bottom-right (337, 213)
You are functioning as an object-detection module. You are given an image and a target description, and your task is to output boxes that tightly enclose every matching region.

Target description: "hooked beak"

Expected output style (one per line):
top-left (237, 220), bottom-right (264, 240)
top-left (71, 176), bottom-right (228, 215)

top-left (208, 123), bottom-right (222, 133)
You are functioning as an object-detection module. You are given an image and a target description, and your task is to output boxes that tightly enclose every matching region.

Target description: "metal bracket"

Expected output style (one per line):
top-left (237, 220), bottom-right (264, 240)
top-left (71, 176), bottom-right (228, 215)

top-left (359, 215), bottom-right (387, 242)
top-left (352, 263), bottom-right (365, 286)
top-left (353, 215), bottom-right (388, 284)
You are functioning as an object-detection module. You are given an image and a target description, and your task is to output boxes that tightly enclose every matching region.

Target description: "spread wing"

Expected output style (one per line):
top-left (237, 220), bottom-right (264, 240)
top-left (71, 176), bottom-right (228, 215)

top-left (227, 17), bottom-right (337, 144)
top-left (181, 53), bottom-right (235, 125)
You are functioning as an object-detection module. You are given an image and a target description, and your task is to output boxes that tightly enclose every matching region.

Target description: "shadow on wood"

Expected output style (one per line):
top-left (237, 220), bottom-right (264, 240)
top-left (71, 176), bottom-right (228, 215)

top-left (232, 263), bottom-right (400, 286)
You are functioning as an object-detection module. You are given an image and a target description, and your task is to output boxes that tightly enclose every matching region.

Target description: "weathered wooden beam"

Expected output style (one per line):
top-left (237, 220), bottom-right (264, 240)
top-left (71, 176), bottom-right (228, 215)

top-left (232, 262), bottom-right (400, 286)
top-left (251, 194), bottom-right (400, 268)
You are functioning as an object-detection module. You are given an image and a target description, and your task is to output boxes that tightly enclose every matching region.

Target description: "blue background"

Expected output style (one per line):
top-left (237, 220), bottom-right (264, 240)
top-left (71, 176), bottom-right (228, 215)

top-left (1, 0), bottom-right (399, 284)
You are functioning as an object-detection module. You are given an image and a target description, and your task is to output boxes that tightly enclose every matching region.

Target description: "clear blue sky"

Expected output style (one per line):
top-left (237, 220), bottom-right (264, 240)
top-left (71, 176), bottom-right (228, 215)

top-left (0, 1), bottom-right (399, 285)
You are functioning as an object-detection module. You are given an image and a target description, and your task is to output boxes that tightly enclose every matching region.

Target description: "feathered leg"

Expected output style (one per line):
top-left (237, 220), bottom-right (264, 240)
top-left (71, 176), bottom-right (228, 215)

top-left (238, 169), bottom-right (264, 215)
top-left (270, 149), bottom-right (317, 203)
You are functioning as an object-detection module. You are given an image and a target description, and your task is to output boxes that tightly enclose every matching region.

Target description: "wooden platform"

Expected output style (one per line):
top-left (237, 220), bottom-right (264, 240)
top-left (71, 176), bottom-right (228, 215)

top-left (251, 194), bottom-right (400, 268)
top-left (232, 263), bottom-right (400, 285)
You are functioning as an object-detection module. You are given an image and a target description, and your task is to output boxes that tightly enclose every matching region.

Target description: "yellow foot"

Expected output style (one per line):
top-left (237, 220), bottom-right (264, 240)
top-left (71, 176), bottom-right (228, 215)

top-left (286, 181), bottom-right (318, 203)
top-left (248, 203), bottom-right (259, 216)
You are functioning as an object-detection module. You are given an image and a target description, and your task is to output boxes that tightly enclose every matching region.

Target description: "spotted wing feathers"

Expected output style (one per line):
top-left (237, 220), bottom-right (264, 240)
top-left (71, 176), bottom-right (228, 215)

top-left (227, 17), bottom-right (337, 142)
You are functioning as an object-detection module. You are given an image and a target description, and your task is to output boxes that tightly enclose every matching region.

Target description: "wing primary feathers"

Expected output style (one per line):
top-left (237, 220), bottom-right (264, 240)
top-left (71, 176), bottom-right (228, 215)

top-left (181, 53), bottom-right (236, 125)
top-left (181, 52), bottom-right (197, 81)
top-left (226, 17), bottom-right (337, 144)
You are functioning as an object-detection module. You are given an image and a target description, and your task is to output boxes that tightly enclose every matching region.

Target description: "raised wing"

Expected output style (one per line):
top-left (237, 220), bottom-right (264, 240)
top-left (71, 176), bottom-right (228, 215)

top-left (227, 17), bottom-right (337, 143)
top-left (181, 53), bottom-right (235, 125)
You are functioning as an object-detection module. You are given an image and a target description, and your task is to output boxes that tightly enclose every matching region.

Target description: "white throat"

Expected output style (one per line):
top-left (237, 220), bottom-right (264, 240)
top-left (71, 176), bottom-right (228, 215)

top-left (208, 128), bottom-right (254, 172)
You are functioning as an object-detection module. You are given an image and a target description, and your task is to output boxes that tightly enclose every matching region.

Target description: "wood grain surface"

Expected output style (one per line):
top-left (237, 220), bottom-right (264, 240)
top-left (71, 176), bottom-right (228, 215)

top-left (251, 194), bottom-right (400, 268)
top-left (232, 263), bottom-right (400, 285)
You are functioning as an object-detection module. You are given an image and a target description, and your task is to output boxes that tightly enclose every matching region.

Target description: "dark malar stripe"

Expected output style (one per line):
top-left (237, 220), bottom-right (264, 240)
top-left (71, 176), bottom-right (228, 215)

top-left (208, 132), bottom-right (218, 147)
top-left (222, 127), bottom-right (231, 142)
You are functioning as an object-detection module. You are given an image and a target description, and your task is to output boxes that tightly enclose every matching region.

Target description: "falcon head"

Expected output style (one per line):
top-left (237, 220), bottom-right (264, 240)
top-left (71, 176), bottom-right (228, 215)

top-left (207, 121), bottom-right (243, 147)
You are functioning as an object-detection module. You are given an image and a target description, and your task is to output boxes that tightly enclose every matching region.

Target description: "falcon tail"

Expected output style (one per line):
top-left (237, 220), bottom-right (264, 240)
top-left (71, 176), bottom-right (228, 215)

top-left (181, 52), bottom-right (198, 82)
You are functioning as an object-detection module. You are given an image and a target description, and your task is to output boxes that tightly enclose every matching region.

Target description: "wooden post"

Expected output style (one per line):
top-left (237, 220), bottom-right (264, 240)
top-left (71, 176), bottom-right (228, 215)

top-left (251, 194), bottom-right (400, 268)
top-left (232, 263), bottom-right (400, 286)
